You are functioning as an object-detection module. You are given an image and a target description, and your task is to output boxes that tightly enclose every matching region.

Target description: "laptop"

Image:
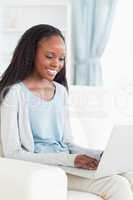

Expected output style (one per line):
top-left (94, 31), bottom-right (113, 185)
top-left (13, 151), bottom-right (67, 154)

top-left (61, 125), bottom-right (133, 179)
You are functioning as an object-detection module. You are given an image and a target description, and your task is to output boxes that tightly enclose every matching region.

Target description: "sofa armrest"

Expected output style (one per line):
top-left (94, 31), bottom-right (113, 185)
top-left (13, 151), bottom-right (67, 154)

top-left (0, 157), bottom-right (67, 200)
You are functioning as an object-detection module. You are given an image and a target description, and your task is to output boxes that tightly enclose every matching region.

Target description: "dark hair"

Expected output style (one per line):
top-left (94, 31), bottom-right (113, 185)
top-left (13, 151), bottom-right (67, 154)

top-left (0, 24), bottom-right (68, 104)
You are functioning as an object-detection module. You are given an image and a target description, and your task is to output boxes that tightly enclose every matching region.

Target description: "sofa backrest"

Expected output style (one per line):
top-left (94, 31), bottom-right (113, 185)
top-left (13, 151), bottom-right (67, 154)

top-left (69, 85), bottom-right (133, 150)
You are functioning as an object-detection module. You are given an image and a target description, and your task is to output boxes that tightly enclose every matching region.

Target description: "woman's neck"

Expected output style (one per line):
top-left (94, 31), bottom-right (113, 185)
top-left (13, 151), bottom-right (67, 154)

top-left (23, 75), bottom-right (54, 90)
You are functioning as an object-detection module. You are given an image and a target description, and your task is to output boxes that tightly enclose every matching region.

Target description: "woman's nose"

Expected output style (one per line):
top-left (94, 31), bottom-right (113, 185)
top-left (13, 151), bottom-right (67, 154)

top-left (51, 59), bottom-right (60, 68)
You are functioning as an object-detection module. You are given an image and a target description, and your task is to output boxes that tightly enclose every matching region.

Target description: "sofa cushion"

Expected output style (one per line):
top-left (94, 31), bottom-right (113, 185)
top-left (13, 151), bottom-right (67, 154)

top-left (68, 190), bottom-right (103, 200)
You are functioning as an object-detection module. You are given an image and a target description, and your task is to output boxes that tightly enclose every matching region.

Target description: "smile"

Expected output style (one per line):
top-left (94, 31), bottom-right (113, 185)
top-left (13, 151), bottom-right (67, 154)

top-left (47, 69), bottom-right (58, 76)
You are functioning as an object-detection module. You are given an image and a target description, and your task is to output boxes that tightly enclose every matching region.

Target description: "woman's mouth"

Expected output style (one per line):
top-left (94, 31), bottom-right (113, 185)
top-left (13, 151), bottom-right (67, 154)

top-left (47, 69), bottom-right (58, 76)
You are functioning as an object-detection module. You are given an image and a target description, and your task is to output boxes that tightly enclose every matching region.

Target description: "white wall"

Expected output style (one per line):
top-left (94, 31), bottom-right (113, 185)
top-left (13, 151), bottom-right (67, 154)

top-left (0, 0), bottom-right (71, 76)
top-left (0, 0), bottom-right (69, 5)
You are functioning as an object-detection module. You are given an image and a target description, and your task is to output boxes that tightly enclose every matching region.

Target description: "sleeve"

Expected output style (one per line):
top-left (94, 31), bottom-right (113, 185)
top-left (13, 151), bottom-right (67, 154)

top-left (62, 87), bottom-right (103, 161)
top-left (0, 87), bottom-right (76, 167)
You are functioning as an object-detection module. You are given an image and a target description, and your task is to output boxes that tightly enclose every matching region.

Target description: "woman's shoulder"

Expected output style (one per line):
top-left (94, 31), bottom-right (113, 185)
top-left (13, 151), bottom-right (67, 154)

top-left (54, 81), bottom-right (67, 95)
top-left (0, 83), bottom-right (20, 107)
top-left (54, 82), bottom-right (69, 105)
top-left (2, 82), bottom-right (22, 102)
top-left (7, 82), bottom-right (22, 94)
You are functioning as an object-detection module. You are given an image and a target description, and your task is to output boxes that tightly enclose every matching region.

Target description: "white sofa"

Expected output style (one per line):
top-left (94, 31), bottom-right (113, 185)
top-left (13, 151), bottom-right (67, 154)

top-left (2, 85), bottom-right (130, 200)
top-left (0, 157), bottom-right (102, 200)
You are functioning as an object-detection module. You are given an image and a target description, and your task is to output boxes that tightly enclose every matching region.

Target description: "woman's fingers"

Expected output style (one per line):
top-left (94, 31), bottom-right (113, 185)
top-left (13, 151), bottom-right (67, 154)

top-left (75, 155), bottom-right (99, 170)
top-left (74, 154), bottom-right (99, 170)
top-left (86, 161), bottom-right (98, 170)
top-left (84, 155), bottom-right (99, 168)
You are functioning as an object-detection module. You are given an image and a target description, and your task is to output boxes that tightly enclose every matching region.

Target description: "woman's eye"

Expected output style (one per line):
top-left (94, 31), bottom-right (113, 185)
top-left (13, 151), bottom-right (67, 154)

top-left (46, 55), bottom-right (53, 59)
top-left (46, 55), bottom-right (65, 62)
top-left (59, 58), bottom-right (65, 62)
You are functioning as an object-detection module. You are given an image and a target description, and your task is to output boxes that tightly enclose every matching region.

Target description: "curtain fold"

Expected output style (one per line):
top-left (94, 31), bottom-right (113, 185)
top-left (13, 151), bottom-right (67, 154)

top-left (71, 0), bottom-right (117, 85)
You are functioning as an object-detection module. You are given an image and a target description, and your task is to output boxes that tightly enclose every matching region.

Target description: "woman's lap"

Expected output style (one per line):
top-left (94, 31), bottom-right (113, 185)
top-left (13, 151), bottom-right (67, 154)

top-left (67, 172), bottom-right (133, 200)
top-left (121, 172), bottom-right (133, 191)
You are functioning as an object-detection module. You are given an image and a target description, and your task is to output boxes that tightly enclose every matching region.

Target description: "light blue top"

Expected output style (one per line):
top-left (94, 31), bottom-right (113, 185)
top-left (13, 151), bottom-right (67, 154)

top-left (1, 82), bottom-right (102, 167)
top-left (20, 82), bottom-right (69, 154)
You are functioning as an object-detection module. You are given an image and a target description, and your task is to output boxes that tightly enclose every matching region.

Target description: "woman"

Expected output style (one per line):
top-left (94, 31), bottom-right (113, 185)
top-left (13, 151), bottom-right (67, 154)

top-left (0, 24), bottom-right (133, 200)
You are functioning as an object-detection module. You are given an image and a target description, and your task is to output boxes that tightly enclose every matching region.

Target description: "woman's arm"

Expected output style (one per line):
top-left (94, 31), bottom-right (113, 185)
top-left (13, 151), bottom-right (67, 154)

top-left (0, 87), bottom-right (77, 167)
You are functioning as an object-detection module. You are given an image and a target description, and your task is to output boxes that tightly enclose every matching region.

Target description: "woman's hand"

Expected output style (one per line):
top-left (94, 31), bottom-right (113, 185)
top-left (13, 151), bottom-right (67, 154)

top-left (74, 154), bottom-right (99, 170)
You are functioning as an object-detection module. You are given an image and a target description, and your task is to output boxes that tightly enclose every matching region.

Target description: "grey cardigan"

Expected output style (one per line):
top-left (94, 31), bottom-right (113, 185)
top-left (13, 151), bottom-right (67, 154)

top-left (0, 82), bottom-right (101, 167)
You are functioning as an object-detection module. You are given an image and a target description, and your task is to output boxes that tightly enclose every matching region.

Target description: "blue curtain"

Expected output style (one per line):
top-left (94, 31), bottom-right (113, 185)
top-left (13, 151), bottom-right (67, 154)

top-left (71, 0), bottom-right (117, 85)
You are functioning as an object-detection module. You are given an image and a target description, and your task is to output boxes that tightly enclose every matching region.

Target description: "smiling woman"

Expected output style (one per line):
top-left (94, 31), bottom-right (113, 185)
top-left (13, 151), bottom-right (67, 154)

top-left (0, 24), bottom-right (102, 167)
top-left (1, 24), bottom-right (133, 200)
top-left (0, 24), bottom-right (68, 101)
top-left (22, 35), bottom-right (66, 101)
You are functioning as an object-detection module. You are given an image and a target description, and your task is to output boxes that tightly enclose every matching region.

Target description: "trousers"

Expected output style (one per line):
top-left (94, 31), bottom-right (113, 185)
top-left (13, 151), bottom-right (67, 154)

top-left (67, 172), bottom-right (133, 200)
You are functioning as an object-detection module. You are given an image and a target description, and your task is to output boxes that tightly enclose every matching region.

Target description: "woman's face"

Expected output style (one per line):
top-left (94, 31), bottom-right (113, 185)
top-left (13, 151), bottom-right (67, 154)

top-left (33, 35), bottom-right (66, 82)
